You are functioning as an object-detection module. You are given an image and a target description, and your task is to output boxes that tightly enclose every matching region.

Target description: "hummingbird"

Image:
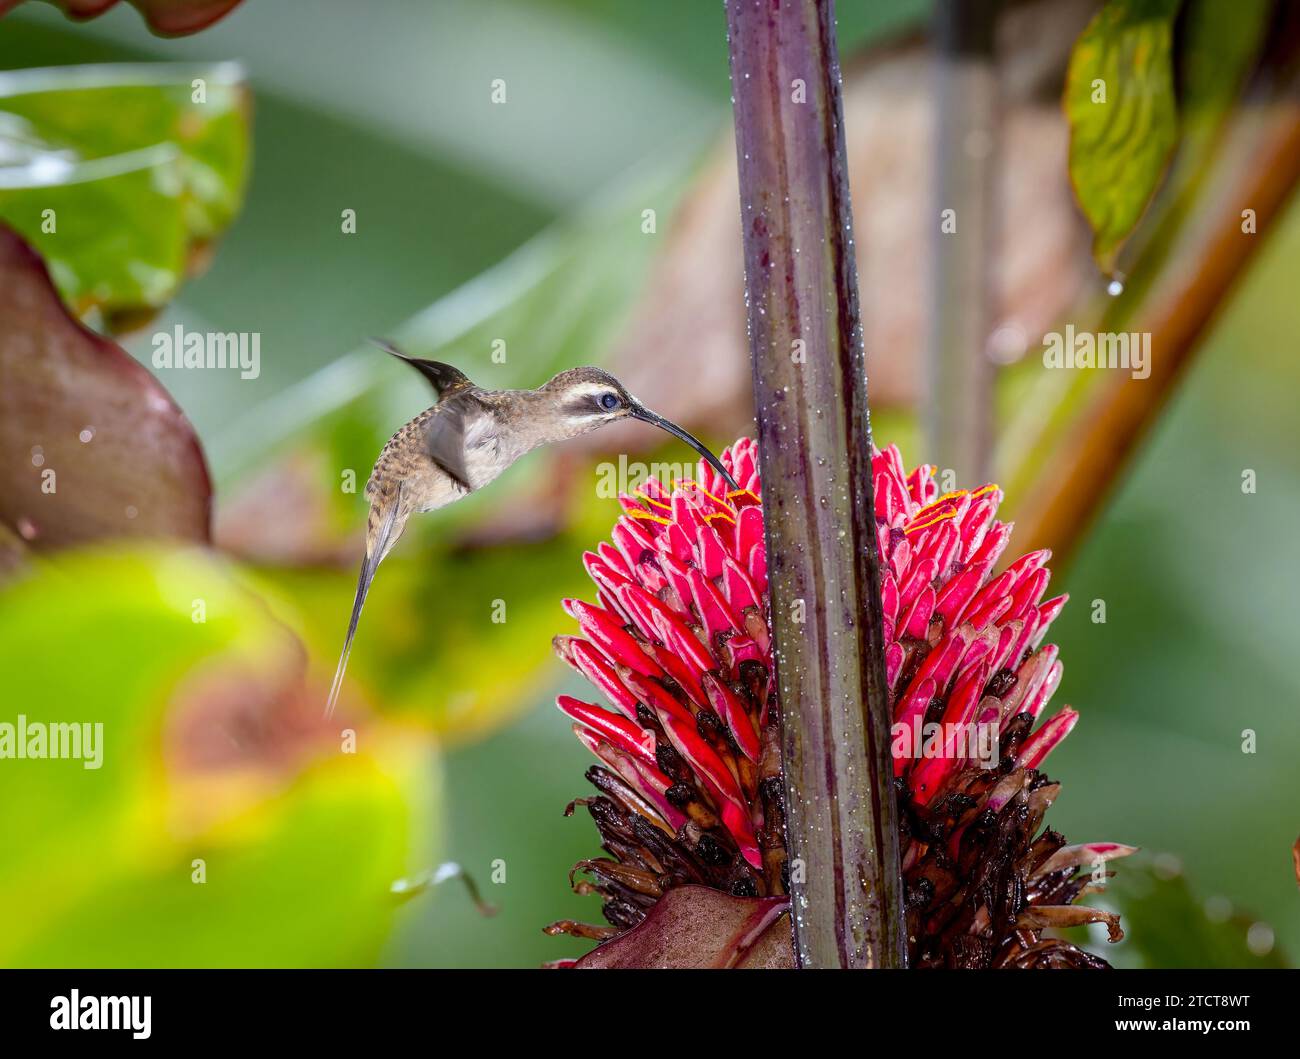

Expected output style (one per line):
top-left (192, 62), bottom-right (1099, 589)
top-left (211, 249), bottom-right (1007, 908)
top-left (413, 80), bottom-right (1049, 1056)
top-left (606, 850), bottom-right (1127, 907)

top-left (324, 340), bottom-right (740, 716)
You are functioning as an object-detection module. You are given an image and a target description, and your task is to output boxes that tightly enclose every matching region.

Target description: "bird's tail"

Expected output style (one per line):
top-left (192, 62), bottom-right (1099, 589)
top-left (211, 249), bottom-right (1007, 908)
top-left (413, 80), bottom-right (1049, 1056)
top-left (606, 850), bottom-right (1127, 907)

top-left (325, 489), bottom-right (403, 718)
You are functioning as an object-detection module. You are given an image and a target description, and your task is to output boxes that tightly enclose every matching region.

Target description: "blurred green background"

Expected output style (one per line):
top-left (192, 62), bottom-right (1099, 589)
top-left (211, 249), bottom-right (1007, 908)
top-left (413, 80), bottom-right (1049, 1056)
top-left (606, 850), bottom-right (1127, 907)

top-left (1, 0), bottom-right (1295, 968)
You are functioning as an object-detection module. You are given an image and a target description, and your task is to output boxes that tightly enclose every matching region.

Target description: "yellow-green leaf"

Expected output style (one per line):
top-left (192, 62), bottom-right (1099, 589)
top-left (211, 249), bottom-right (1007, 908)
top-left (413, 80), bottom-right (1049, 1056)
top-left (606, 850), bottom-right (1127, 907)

top-left (1065, 0), bottom-right (1182, 274)
top-left (0, 63), bottom-right (250, 326)
top-left (0, 547), bottom-right (440, 966)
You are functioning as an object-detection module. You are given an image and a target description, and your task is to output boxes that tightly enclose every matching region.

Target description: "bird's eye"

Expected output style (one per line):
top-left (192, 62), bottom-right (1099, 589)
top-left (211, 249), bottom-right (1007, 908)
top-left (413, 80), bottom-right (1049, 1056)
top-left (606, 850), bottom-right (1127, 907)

top-left (598, 392), bottom-right (621, 411)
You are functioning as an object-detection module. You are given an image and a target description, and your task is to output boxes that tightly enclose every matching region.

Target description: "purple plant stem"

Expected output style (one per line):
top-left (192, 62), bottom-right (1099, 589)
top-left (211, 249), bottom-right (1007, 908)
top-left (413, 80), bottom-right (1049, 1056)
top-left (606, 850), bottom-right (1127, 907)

top-left (724, 0), bottom-right (906, 968)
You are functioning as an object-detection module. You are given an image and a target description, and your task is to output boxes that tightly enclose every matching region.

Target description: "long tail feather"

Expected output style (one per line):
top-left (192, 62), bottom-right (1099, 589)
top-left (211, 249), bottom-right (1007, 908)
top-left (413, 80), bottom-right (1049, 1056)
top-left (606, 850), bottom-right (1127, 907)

top-left (325, 490), bottom-right (402, 718)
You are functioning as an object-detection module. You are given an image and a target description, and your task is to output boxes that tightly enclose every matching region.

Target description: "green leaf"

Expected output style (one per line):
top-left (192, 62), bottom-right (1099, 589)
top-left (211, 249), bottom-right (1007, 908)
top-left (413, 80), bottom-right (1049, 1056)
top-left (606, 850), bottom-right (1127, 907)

top-left (213, 159), bottom-right (688, 488)
top-left (0, 547), bottom-right (440, 966)
top-left (250, 482), bottom-right (633, 745)
top-left (1179, 0), bottom-right (1271, 149)
top-left (1089, 858), bottom-right (1288, 969)
top-left (1065, 0), bottom-right (1182, 274)
top-left (0, 62), bottom-right (249, 326)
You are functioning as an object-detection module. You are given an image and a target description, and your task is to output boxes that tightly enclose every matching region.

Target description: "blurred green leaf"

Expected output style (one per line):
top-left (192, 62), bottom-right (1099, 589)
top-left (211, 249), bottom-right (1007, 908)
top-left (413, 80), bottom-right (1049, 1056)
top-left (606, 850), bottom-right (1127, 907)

top-left (1090, 858), bottom-right (1288, 968)
top-left (214, 159), bottom-right (688, 494)
top-left (1179, 0), bottom-right (1271, 147)
top-left (0, 61), bottom-right (249, 326)
top-left (0, 547), bottom-right (439, 966)
top-left (253, 481), bottom-right (623, 746)
top-left (1065, 0), bottom-right (1181, 274)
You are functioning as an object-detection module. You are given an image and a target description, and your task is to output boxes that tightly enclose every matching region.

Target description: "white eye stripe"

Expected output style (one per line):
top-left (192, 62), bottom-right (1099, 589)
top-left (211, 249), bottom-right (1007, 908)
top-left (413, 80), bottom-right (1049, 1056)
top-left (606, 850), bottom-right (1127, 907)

top-left (567, 383), bottom-right (618, 400)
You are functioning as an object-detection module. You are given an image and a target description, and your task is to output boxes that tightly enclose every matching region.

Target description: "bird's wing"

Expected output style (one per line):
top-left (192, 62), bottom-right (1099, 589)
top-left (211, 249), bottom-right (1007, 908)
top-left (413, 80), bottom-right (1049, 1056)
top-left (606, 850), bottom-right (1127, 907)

top-left (369, 338), bottom-right (472, 401)
top-left (422, 392), bottom-right (488, 492)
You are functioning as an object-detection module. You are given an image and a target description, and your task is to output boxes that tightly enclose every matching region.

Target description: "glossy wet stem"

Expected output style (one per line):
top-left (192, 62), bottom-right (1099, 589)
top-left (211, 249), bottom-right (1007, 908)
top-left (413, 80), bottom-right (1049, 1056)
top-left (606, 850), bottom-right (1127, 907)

top-left (724, 0), bottom-right (907, 967)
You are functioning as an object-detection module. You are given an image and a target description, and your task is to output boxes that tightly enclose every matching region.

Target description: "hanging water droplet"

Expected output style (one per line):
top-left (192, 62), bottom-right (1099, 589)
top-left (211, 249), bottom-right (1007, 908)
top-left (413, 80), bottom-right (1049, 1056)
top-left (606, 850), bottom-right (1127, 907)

top-left (1106, 277), bottom-right (1125, 297)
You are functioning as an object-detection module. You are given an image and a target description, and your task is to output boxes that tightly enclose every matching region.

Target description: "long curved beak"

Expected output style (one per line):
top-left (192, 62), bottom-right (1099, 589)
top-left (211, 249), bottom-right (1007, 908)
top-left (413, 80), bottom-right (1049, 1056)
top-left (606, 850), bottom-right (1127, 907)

top-left (630, 405), bottom-right (739, 491)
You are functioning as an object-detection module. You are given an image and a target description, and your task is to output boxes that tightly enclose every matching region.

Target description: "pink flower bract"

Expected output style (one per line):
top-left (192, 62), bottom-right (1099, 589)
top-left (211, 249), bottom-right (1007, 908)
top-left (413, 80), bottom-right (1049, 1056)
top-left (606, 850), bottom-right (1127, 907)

top-left (549, 437), bottom-right (1131, 968)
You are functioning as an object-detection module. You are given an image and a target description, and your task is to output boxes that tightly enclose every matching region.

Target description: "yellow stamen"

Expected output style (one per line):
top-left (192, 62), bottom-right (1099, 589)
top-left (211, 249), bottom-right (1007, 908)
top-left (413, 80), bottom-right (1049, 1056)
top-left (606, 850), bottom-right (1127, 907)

top-left (627, 510), bottom-right (671, 526)
top-left (904, 509), bottom-right (958, 535)
top-left (912, 489), bottom-right (968, 521)
top-left (672, 478), bottom-right (734, 511)
top-left (634, 489), bottom-right (673, 512)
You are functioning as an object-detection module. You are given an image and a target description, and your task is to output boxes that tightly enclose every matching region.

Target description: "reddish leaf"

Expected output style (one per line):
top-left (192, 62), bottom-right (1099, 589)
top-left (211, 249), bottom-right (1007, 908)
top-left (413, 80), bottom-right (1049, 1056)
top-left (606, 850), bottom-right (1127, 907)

top-left (573, 886), bottom-right (793, 969)
top-left (0, 0), bottom-right (243, 36)
top-left (0, 225), bottom-right (211, 552)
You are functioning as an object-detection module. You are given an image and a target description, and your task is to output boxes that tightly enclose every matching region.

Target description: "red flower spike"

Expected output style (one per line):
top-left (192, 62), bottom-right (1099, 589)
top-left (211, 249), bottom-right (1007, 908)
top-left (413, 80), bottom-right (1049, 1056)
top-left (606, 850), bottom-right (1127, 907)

top-left (596, 540), bottom-right (632, 577)
top-left (557, 695), bottom-right (656, 764)
top-left (643, 639), bottom-right (709, 711)
top-left (899, 556), bottom-right (938, 616)
top-left (936, 561), bottom-right (990, 628)
top-left (643, 596), bottom-right (714, 676)
top-left (611, 519), bottom-right (655, 571)
top-left (969, 519), bottom-right (1013, 568)
top-left (747, 541), bottom-right (767, 592)
top-left (885, 641), bottom-right (904, 691)
top-left (702, 672), bottom-right (761, 763)
top-left (565, 599), bottom-right (662, 679)
top-left (573, 725), bottom-right (687, 831)
top-left (1017, 707), bottom-right (1079, 770)
top-left (943, 657), bottom-right (992, 729)
top-left (1035, 593), bottom-right (1069, 634)
top-left (1038, 842), bottom-right (1139, 876)
top-left (720, 556), bottom-right (761, 614)
top-left (556, 636), bottom-right (640, 719)
top-left (736, 505), bottom-right (765, 566)
top-left (660, 521), bottom-right (696, 564)
top-left (1024, 657), bottom-right (1064, 721)
top-left (695, 521), bottom-right (728, 579)
top-left (687, 566), bottom-right (740, 643)
top-left (553, 440), bottom-right (1129, 969)
top-left (903, 585), bottom-right (937, 639)
top-left (617, 667), bottom-right (694, 728)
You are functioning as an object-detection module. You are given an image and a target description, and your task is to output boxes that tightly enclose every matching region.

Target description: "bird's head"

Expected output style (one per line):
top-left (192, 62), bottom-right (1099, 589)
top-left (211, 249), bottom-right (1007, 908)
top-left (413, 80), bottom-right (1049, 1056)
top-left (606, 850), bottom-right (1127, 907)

top-left (541, 366), bottom-right (738, 489)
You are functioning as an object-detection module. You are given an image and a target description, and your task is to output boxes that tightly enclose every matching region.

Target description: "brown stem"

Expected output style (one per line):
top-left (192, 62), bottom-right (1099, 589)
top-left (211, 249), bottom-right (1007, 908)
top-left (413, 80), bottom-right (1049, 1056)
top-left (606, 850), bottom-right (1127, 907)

top-left (724, 0), bottom-right (906, 968)
top-left (926, 0), bottom-right (1000, 484)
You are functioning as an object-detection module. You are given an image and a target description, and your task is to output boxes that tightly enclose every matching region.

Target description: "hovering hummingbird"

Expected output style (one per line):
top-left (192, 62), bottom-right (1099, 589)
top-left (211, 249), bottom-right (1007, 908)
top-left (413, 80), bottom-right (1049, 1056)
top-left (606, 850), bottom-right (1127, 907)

top-left (324, 340), bottom-right (740, 716)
